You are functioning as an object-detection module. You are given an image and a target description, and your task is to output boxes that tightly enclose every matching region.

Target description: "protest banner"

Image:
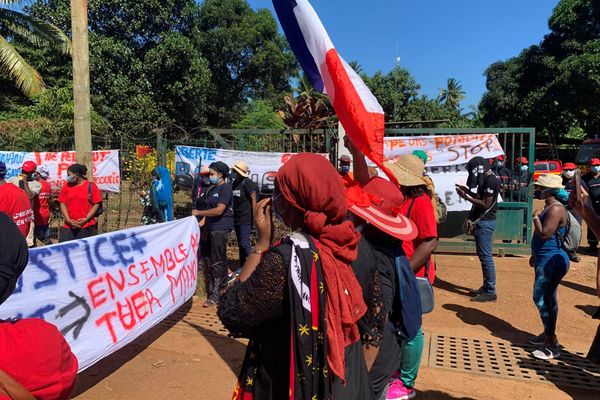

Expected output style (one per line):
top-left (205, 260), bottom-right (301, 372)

top-left (0, 217), bottom-right (200, 371)
top-left (0, 150), bottom-right (121, 193)
top-left (175, 146), bottom-right (328, 193)
top-left (384, 134), bottom-right (504, 167)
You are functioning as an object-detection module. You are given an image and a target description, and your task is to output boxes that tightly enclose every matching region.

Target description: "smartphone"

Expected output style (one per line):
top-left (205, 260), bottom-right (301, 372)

top-left (575, 169), bottom-right (583, 203)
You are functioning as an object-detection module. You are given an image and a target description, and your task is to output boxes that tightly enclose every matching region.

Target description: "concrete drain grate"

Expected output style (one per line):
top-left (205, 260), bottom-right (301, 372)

top-left (429, 334), bottom-right (600, 390)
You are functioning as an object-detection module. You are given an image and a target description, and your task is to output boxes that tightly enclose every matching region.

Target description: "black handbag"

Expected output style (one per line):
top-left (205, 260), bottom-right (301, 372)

top-left (407, 198), bottom-right (435, 314)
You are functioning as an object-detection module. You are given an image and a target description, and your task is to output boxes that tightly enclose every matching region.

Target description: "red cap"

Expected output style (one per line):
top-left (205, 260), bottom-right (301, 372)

top-left (339, 155), bottom-right (352, 163)
top-left (564, 163), bottom-right (577, 170)
top-left (346, 177), bottom-right (417, 241)
top-left (591, 158), bottom-right (600, 166)
top-left (22, 161), bottom-right (37, 173)
top-left (519, 157), bottom-right (528, 164)
top-left (497, 155), bottom-right (505, 161)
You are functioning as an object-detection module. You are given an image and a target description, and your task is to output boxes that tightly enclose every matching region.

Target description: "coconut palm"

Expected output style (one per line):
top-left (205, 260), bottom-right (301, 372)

top-left (0, 0), bottom-right (71, 97)
top-left (438, 78), bottom-right (466, 110)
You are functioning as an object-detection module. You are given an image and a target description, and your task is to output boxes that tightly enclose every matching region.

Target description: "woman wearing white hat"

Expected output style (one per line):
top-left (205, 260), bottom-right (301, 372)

top-left (529, 174), bottom-right (570, 360)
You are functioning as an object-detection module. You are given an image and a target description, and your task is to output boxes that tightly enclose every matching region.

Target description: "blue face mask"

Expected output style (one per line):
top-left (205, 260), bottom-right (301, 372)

top-left (209, 176), bottom-right (220, 185)
top-left (340, 165), bottom-right (350, 175)
top-left (66, 175), bottom-right (76, 183)
top-left (521, 165), bottom-right (529, 172)
top-left (592, 166), bottom-right (600, 174)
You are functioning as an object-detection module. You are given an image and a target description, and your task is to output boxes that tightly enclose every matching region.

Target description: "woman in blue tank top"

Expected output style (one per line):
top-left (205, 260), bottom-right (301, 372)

top-left (529, 174), bottom-right (570, 360)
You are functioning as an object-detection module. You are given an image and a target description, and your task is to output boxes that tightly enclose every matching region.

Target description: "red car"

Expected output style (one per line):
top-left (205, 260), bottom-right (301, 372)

top-left (533, 160), bottom-right (563, 181)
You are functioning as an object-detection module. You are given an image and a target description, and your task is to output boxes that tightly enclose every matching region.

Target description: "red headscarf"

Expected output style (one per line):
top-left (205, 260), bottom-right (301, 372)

top-left (276, 153), bottom-right (366, 382)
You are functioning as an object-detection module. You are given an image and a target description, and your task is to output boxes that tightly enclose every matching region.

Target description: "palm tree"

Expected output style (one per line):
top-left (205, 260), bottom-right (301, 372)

top-left (0, 0), bottom-right (71, 97)
top-left (438, 78), bottom-right (466, 110)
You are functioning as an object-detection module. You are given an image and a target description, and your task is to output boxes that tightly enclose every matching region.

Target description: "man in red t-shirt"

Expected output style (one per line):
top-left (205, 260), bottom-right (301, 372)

top-left (58, 164), bottom-right (102, 242)
top-left (33, 166), bottom-right (53, 245)
top-left (0, 162), bottom-right (33, 238)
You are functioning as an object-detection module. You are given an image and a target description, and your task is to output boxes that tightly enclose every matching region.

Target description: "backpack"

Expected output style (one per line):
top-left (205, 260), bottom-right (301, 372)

top-left (88, 182), bottom-right (104, 217)
top-left (555, 205), bottom-right (582, 253)
top-left (435, 194), bottom-right (448, 225)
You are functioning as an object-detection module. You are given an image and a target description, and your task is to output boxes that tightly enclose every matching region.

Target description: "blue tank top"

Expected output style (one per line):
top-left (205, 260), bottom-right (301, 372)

top-left (531, 205), bottom-right (567, 257)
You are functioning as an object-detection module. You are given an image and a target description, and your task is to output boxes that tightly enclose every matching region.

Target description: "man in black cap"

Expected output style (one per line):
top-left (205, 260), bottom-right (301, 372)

top-left (192, 161), bottom-right (234, 307)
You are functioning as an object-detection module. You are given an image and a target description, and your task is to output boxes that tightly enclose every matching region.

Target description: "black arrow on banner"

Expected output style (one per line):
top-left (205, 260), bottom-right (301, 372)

top-left (55, 291), bottom-right (91, 340)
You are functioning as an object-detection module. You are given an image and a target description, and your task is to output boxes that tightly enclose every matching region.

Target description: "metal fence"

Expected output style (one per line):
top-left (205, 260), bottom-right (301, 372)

top-left (47, 128), bottom-right (337, 240)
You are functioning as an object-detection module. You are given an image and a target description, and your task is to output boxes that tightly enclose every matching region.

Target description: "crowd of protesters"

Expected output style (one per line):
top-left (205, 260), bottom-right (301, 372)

top-left (2, 147), bottom-right (600, 400)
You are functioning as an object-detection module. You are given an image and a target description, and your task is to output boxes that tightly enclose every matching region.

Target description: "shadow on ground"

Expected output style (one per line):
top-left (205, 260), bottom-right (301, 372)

top-left (417, 390), bottom-right (476, 400)
top-left (443, 303), bottom-right (600, 399)
top-left (73, 299), bottom-right (193, 397)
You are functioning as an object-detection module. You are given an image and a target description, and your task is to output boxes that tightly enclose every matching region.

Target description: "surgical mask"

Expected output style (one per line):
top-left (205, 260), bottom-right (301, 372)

top-left (497, 161), bottom-right (505, 167)
top-left (209, 176), bottom-right (220, 185)
top-left (340, 165), bottom-right (350, 175)
top-left (563, 170), bottom-right (575, 179)
top-left (592, 166), bottom-right (600, 174)
top-left (534, 190), bottom-right (542, 200)
top-left (66, 175), bottom-right (76, 183)
top-left (521, 165), bottom-right (529, 172)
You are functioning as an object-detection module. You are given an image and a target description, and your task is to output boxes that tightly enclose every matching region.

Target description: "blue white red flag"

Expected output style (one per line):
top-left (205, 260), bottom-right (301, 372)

top-left (272, 0), bottom-right (396, 183)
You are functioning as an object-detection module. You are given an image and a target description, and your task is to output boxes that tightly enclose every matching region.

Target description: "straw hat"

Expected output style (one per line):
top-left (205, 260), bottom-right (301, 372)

top-left (384, 155), bottom-right (427, 187)
top-left (346, 177), bottom-right (417, 241)
top-left (232, 160), bottom-right (250, 178)
top-left (534, 174), bottom-right (564, 189)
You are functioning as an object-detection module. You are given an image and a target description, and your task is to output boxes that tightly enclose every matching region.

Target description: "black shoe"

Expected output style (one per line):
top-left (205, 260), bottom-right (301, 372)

top-left (569, 255), bottom-right (581, 263)
top-left (470, 293), bottom-right (497, 302)
top-left (469, 287), bottom-right (485, 296)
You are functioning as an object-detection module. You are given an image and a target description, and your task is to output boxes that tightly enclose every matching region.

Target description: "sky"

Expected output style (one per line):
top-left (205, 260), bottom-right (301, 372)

top-left (248, 0), bottom-right (559, 109)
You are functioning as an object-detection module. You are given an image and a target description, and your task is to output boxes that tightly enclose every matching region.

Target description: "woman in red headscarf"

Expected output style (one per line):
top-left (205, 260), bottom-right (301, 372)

top-left (218, 153), bottom-right (372, 400)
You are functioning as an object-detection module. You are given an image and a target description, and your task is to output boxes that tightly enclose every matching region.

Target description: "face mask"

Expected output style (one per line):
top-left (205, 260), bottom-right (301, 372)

top-left (592, 166), bottom-right (600, 174)
top-left (230, 172), bottom-right (239, 182)
top-left (66, 175), bottom-right (76, 183)
top-left (340, 165), bottom-right (350, 175)
top-left (209, 176), bottom-right (220, 185)
top-left (521, 165), bottom-right (529, 172)
top-left (563, 170), bottom-right (575, 179)
top-left (497, 161), bottom-right (504, 167)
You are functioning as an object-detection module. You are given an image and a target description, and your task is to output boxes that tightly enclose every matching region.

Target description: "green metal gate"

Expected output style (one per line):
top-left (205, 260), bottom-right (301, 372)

top-left (383, 128), bottom-right (536, 256)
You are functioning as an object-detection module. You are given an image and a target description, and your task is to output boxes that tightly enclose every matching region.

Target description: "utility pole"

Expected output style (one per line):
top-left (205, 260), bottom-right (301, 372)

top-left (70, 0), bottom-right (92, 177)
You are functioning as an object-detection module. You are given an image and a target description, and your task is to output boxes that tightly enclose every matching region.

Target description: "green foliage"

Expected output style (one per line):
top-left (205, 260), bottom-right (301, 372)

top-left (0, 0), bottom-right (70, 96)
top-left (438, 78), bottom-right (466, 110)
top-left (233, 100), bottom-right (285, 129)
top-left (194, 0), bottom-right (296, 127)
top-left (362, 66), bottom-right (420, 121)
top-left (12, 0), bottom-right (294, 136)
top-left (481, 0), bottom-right (600, 137)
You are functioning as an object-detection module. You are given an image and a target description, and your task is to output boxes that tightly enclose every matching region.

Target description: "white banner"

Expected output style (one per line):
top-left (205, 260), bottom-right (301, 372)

top-left (0, 150), bottom-right (121, 193)
top-left (175, 146), bottom-right (328, 193)
top-left (0, 218), bottom-right (200, 371)
top-left (384, 134), bottom-right (504, 167)
top-left (427, 166), bottom-right (471, 212)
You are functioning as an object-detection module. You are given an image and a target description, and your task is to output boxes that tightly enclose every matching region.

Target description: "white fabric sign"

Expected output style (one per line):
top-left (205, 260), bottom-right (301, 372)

top-left (0, 217), bottom-right (200, 371)
top-left (384, 134), bottom-right (504, 167)
top-left (427, 166), bottom-right (471, 212)
top-left (0, 150), bottom-right (121, 193)
top-left (175, 146), bottom-right (328, 193)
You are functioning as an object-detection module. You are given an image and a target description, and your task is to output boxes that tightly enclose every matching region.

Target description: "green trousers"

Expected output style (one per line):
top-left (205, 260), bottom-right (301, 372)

top-left (400, 327), bottom-right (424, 388)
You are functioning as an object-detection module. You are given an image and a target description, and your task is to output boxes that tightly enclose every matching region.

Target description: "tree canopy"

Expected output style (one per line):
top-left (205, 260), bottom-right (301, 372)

top-left (480, 0), bottom-right (600, 137)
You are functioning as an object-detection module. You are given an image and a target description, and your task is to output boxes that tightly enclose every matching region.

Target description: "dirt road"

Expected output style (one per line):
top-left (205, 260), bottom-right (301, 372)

top-left (73, 253), bottom-right (600, 400)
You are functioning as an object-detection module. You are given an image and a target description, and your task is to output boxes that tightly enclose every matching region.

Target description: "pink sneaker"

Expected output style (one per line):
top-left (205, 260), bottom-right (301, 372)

top-left (386, 379), bottom-right (416, 400)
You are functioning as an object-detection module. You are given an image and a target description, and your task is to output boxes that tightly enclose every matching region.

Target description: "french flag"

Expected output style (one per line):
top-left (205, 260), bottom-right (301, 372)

top-left (273, 0), bottom-right (396, 183)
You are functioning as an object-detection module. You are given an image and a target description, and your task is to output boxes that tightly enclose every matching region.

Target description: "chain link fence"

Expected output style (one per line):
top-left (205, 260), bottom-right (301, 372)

top-left (45, 128), bottom-right (338, 241)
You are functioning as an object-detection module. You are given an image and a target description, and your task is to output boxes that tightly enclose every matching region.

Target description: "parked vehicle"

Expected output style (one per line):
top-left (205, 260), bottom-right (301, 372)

top-left (533, 160), bottom-right (563, 181)
top-left (575, 138), bottom-right (600, 165)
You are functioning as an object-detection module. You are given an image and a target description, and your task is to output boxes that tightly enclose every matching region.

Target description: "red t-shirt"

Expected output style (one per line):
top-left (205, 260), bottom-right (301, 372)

top-left (0, 183), bottom-right (32, 237)
top-left (400, 193), bottom-right (438, 284)
top-left (34, 179), bottom-right (52, 226)
top-left (58, 181), bottom-right (102, 228)
top-left (0, 319), bottom-right (78, 400)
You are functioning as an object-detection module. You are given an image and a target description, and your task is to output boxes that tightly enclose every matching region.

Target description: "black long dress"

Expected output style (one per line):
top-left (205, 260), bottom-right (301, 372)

top-left (218, 232), bottom-right (373, 400)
